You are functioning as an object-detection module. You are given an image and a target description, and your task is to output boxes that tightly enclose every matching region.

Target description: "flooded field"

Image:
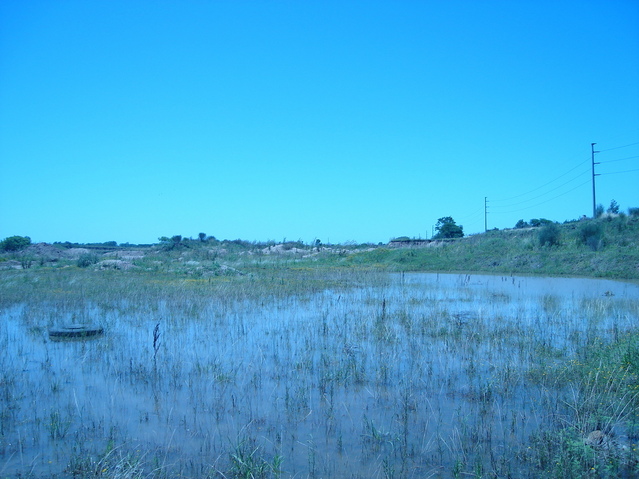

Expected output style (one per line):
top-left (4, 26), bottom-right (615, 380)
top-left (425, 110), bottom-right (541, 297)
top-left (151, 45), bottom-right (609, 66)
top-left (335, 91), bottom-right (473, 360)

top-left (1, 272), bottom-right (638, 478)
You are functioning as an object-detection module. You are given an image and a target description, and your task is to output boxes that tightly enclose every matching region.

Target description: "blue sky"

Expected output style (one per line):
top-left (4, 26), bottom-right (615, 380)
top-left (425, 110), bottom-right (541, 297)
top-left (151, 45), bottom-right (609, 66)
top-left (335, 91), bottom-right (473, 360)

top-left (1, 1), bottom-right (638, 245)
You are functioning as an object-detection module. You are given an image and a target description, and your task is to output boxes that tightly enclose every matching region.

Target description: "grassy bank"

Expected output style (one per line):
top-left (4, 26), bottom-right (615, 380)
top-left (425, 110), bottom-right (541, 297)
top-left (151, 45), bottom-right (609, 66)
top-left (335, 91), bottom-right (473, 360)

top-left (344, 215), bottom-right (639, 279)
top-left (2, 214), bottom-right (637, 280)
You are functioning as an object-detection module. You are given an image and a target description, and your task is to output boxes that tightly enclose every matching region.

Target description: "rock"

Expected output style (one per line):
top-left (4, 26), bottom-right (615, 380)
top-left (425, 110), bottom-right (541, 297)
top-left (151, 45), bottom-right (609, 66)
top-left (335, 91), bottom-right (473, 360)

top-left (585, 430), bottom-right (606, 447)
top-left (95, 259), bottom-right (136, 270)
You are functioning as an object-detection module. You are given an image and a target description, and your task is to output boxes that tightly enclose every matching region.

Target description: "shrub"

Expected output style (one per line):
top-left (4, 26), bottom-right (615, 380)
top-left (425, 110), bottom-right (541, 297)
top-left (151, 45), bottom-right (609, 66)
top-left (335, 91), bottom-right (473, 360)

top-left (629, 207), bottom-right (639, 217)
top-left (579, 223), bottom-right (603, 251)
top-left (20, 256), bottom-right (33, 269)
top-left (539, 223), bottom-right (561, 247)
top-left (0, 235), bottom-right (31, 252)
top-left (77, 253), bottom-right (99, 268)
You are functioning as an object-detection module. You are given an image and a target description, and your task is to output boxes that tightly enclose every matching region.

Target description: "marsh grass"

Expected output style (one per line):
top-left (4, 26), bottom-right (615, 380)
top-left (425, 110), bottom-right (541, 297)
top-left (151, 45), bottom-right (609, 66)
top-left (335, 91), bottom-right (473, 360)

top-left (524, 323), bottom-right (639, 478)
top-left (0, 268), bottom-right (638, 478)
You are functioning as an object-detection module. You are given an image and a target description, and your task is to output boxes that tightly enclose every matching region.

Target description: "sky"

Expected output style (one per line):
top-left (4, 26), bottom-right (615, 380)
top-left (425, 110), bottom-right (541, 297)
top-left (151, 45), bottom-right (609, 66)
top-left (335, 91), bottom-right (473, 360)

top-left (1, 0), bottom-right (638, 245)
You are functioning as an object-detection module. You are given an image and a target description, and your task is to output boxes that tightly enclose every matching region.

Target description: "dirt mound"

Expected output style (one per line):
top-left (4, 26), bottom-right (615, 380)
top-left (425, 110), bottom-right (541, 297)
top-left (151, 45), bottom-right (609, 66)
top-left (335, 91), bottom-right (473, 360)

top-left (22, 243), bottom-right (69, 259)
top-left (103, 250), bottom-right (145, 260)
top-left (65, 248), bottom-right (92, 259)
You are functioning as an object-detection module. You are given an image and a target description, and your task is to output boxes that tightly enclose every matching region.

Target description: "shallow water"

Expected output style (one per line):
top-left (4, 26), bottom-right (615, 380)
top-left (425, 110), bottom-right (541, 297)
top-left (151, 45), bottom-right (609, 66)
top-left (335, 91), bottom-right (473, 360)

top-left (1, 273), bottom-right (638, 477)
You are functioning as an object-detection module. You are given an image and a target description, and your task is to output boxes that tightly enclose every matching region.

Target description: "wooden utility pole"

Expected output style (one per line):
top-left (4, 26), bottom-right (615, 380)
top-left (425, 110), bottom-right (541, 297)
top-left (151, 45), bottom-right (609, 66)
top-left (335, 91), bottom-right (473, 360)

top-left (484, 197), bottom-right (488, 232)
top-left (591, 143), bottom-right (600, 218)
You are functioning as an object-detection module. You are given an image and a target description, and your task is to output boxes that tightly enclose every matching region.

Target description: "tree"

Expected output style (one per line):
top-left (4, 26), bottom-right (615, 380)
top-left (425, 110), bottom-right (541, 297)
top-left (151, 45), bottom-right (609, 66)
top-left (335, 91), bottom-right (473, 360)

top-left (198, 232), bottom-right (207, 242)
top-left (515, 219), bottom-right (529, 229)
top-left (433, 217), bottom-right (464, 239)
top-left (607, 200), bottom-right (620, 214)
top-left (0, 235), bottom-right (31, 252)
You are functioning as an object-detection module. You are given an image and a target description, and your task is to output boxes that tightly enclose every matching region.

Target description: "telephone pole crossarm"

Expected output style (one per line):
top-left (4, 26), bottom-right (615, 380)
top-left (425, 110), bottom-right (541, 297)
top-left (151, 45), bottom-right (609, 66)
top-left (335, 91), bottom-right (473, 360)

top-left (591, 143), bottom-right (600, 218)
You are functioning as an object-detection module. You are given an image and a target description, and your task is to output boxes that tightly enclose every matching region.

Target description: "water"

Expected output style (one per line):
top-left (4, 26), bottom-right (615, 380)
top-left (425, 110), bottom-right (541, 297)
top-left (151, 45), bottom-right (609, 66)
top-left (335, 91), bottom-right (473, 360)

top-left (1, 273), bottom-right (638, 477)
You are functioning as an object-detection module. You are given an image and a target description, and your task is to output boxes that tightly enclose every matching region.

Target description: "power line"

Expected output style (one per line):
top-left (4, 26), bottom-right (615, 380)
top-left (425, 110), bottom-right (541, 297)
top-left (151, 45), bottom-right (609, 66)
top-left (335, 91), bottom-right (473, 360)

top-left (599, 155), bottom-right (639, 163)
top-left (491, 167), bottom-right (590, 209)
top-left (491, 158), bottom-right (590, 203)
top-left (455, 206), bottom-right (485, 222)
top-left (599, 168), bottom-right (639, 175)
top-left (491, 178), bottom-right (591, 215)
top-left (598, 141), bottom-right (639, 152)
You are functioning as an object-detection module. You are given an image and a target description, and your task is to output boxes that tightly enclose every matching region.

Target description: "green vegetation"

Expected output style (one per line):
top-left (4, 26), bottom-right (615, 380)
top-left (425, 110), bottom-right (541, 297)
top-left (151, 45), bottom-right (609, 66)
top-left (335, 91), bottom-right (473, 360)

top-left (527, 329), bottom-right (639, 478)
top-left (1, 265), bottom-right (637, 478)
top-left (433, 216), bottom-right (464, 239)
top-left (0, 235), bottom-right (31, 251)
top-left (1, 219), bottom-right (638, 477)
top-left (538, 222), bottom-right (561, 247)
top-left (2, 213), bottom-right (638, 279)
top-left (349, 215), bottom-right (639, 279)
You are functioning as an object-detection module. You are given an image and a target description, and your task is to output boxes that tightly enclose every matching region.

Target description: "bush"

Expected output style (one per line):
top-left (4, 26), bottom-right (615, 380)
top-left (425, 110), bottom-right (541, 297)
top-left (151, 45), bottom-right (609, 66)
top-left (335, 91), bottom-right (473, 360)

top-left (77, 253), bottom-right (99, 268)
top-left (579, 223), bottom-right (603, 251)
top-left (539, 223), bottom-right (561, 247)
top-left (0, 235), bottom-right (31, 252)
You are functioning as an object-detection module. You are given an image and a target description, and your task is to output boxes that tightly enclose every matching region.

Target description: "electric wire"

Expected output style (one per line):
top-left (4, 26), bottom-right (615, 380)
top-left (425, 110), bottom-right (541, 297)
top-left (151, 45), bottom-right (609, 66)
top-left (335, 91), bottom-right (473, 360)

top-left (455, 206), bottom-right (485, 222)
top-left (598, 168), bottom-right (639, 175)
top-left (598, 155), bottom-right (639, 163)
top-left (491, 167), bottom-right (590, 209)
top-left (491, 158), bottom-right (589, 203)
top-left (598, 141), bottom-right (639, 152)
top-left (490, 178), bottom-right (591, 215)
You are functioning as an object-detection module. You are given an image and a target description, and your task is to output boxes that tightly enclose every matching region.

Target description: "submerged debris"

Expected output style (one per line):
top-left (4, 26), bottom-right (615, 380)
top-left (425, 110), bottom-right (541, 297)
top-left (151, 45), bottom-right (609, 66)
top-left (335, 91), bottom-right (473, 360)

top-left (48, 324), bottom-right (104, 340)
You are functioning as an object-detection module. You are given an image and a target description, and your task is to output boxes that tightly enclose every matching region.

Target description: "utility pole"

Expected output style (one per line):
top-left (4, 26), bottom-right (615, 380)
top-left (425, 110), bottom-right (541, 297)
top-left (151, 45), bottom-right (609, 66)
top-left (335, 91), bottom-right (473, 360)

top-left (591, 143), bottom-right (600, 218)
top-left (484, 197), bottom-right (488, 232)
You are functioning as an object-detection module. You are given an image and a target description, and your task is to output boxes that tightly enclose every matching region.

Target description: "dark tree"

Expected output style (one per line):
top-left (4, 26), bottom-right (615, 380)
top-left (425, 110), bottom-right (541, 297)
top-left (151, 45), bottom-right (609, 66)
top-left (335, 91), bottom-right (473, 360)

top-left (433, 217), bottom-right (464, 239)
top-left (607, 200), bottom-right (620, 214)
top-left (0, 235), bottom-right (31, 252)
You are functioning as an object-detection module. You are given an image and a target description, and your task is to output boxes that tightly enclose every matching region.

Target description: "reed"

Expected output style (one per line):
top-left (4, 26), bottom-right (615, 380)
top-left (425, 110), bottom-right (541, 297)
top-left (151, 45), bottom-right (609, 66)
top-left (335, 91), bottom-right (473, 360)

top-left (0, 267), bottom-right (637, 478)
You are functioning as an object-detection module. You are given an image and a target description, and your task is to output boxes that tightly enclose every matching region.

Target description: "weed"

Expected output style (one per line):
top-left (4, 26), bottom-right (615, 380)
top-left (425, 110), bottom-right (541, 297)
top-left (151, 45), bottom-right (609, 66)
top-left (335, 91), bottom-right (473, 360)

top-left (227, 438), bottom-right (282, 479)
top-left (48, 410), bottom-right (71, 440)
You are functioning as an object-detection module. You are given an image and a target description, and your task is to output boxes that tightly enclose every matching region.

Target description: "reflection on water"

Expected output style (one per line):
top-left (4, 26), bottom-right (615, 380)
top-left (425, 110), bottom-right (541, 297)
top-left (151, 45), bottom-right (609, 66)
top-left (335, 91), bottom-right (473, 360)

top-left (1, 273), bottom-right (638, 477)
